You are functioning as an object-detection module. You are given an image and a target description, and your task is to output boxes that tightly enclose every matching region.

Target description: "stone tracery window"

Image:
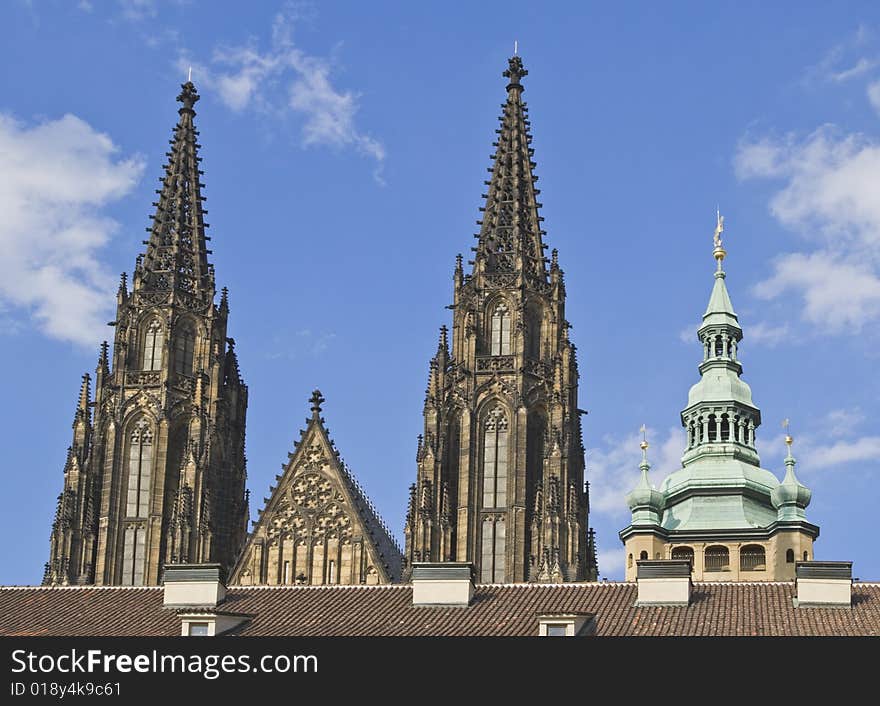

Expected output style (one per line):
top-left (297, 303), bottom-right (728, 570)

top-left (126, 420), bottom-right (153, 519)
top-left (482, 407), bottom-right (509, 508)
top-left (174, 325), bottom-right (195, 375)
top-left (143, 320), bottom-right (164, 371)
top-left (123, 419), bottom-right (153, 586)
top-left (481, 516), bottom-right (506, 583)
top-left (490, 302), bottom-right (511, 356)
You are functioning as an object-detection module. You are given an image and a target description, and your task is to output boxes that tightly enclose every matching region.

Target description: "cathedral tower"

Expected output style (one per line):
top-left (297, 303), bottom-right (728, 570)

top-left (619, 215), bottom-right (818, 580)
top-left (404, 56), bottom-right (597, 583)
top-left (44, 81), bottom-right (249, 586)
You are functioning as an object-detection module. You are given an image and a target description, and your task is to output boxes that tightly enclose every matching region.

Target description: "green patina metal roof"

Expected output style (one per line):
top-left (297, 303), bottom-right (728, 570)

top-left (620, 232), bottom-right (816, 541)
top-left (686, 367), bottom-right (755, 408)
top-left (661, 494), bottom-right (778, 531)
top-left (700, 268), bottom-right (742, 332)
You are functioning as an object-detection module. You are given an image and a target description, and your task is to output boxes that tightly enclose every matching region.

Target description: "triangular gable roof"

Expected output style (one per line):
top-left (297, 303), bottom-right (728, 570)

top-left (231, 391), bottom-right (402, 585)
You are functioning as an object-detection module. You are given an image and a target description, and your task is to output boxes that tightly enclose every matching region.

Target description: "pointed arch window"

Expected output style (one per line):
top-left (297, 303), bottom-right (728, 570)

top-left (126, 420), bottom-right (153, 518)
top-left (490, 302), bottom-right (511, 356)
top-left (482, 407), bottom-right (509, 508)
top-left (481, 516), bottom-right (506, 583)
top-left (174, 326), bottom-right (195, 375)
top-left (123, 420), bottom-right (153, 586)
top-left (143, 320), bottom-right (164, 371)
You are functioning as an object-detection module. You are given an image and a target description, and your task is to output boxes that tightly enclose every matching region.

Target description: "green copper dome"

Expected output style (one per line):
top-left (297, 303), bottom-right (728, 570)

top-left (620, 220), bottom-right (819, 550)
top-left (771, 440), bottom-right (812, 520)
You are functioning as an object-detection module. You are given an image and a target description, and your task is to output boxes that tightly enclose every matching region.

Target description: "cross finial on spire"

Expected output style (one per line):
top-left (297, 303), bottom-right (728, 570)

top-left (503, 54), bottom-right (528, 89)
top-left (177, 79), bottom-right (200, 112)
top-left (310, 389), bottom-right (325, 417)
top-left (639, 424), bottom-right (649, 462)
top-left (188, 65), bottom-right (192, 82)
top-left (514, 39), bottom-right (518, 55)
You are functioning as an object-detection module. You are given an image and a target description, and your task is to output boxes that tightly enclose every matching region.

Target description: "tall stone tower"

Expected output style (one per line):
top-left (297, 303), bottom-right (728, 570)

top-left (619, 216), bottom-right (818, 580)
top-left (44, 81), bottom-right (249, 586)
top-left (404, 56), bottom-right (597, 583)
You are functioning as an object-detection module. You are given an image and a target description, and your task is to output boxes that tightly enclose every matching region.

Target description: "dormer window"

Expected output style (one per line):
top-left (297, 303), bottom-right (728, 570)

top-left (188, 622), bottom-right (210, 636)
top-left (537, 613), bottom-right (595, 636)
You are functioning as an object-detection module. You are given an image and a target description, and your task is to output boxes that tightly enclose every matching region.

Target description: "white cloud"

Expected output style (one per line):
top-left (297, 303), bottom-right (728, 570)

top-left (178, 9), bottom-right (385, 180)
top-left (296, 329), bottom-right (336, 356)
top-left (596, 549), bottom-right (625, 579)
top-left (736, 127), bottom-right (880, 244)
top-left (752, 252), bottom-right (880, 333)
top-left (803, 25), bottom-right (877, 85)
top-left (823, 408), bottom-right (865, 438)
top-left (804, 436), bottom-right (880, 470)
top-left (265, 328), bottom-right (337, 360)
top-left (678, 324), bottom-right (698, 344)
top-left (0, 113), bottom-right (144, 346)
top-left (736, 125), bottom-right (880, 335)
top-left (746, 321), bottom-right (790, 346)
top-left (762, 423), bottom-right (878, 474)
top-left (587, 426), bottom-right (684, 517)
top-left (868, 81), bottom-right (880, 114)
top-left (830, 57), bottom-right (878, 82)
top-left (117, 0), bottom-right (157, 22)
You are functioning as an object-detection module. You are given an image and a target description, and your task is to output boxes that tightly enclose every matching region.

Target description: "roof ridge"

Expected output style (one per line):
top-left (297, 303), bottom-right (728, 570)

top-left (232, 583), bottom-right (408, 591)
top-left (0, 585), bottom-right (163, 591)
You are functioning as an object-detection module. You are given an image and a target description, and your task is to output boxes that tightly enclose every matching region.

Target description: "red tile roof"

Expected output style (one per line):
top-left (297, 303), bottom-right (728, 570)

top-left (1, 582), bottom-right (878, 637)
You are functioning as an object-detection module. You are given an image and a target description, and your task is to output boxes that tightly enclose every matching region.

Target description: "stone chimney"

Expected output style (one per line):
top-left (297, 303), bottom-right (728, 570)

top-left (411, 562), bottom-right (474, 607)
top-left (163, 563), bottom-right (226, 608)
top-left (635, 559), bottom-right (691, 606)
top-left (795, 561), bottom-right (852, 608)
top-left (163, 563), bottom-right (249, 636)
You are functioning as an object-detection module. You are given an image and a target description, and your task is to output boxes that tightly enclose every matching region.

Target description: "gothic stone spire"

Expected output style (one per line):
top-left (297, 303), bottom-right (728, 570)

top-left (473, 56), bottom-right (548, 286)
top-left (405, 56), bottom-right (597, 583)
top-left (45, 79), bottom-right (249, 587)
top-left (136, 80), bottom-right (215, 305)
top-left (44, 375), bottom-right (96, 585)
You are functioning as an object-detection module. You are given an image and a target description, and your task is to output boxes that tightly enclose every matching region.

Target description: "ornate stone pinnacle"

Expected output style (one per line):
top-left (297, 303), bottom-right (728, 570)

top-left (310, 389), bottom-right (325, 416)
top-left (177, 81), bottom-right (200, 112)
top-left (504, 55), bottom-right (528, 89)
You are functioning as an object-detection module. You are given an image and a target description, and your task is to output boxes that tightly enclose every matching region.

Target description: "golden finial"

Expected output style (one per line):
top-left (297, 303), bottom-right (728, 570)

top-left (639, 424), bottom-right (649, 459)
top-left (782, 418), bottom-right (793, 447)
top-left (713, 208), bottom-right (726, 266)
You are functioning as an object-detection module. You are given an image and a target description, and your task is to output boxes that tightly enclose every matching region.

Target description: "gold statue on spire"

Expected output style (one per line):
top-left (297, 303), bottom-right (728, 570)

top-left (782, 418), bottom-right (793, 447)
top-left (714, 208), bottom-right (725, 248)
top-left (713, 209), bottom-right (727, 265)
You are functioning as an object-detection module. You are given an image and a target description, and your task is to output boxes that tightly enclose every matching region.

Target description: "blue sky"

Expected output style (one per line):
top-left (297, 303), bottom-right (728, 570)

top-left (2, 1), bottom-right (879, 583)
